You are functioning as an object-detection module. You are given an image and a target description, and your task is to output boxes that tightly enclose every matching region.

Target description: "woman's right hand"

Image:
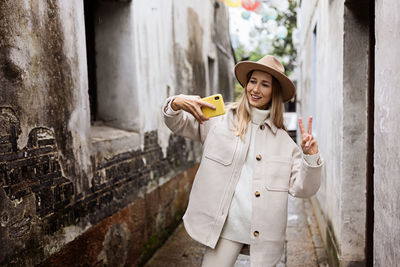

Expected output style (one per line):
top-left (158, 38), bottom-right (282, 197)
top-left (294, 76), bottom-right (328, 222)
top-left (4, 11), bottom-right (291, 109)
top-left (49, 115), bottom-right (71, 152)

top-left (171, 94), bottom-right (216, 124)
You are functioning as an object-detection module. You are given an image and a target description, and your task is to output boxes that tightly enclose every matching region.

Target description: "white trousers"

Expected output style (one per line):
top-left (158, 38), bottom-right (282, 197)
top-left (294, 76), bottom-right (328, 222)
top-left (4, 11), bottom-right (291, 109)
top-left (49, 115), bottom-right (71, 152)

top-left (201, 237), bottom-right (244, 267)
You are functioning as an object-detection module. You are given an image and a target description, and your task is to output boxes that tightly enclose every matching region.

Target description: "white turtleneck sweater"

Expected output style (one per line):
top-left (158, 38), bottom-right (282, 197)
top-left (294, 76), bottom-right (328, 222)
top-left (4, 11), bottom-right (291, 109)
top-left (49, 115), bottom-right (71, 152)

top-left (220, 107), bottom-right (270, 244)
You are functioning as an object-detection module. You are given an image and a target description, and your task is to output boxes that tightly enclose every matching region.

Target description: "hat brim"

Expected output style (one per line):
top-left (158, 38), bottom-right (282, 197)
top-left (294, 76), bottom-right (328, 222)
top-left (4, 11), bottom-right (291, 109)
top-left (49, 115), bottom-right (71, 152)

top-left (234, 61), bottom-right (296, 103)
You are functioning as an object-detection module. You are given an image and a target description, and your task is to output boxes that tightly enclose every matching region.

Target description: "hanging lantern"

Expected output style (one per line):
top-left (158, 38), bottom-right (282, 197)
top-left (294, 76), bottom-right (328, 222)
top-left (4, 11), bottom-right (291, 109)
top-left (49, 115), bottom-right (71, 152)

top-left (282, 55), bottom-right (290, 65)
top-left (266, 33), bottom-right (275, 41)
top-left (241, 10), bottom-right (251, 20)
top-left (242, 0), bottom-right (261, 11)
top-left (225, 0), bottom-right (242, 8)
top-left (276, 25), bottom-right (288, 39)
top-left (254, 3), bottom-right (265, 15)
top-left (276, 0), bottom-right (289, 12)
top-left (263, 7), bottom-right (278, 21)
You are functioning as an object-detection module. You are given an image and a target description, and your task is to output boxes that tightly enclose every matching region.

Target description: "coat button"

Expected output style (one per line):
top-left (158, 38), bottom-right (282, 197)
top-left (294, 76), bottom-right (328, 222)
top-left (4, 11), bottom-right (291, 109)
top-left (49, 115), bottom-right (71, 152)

top-left (259, 124), bottom-right (265, 130)
top-left (255, 191), bottom-right (260, 197)
top-left (253, 231), bottom-right (259, 237)
top-left (256, 154), bottom-right (262, 161)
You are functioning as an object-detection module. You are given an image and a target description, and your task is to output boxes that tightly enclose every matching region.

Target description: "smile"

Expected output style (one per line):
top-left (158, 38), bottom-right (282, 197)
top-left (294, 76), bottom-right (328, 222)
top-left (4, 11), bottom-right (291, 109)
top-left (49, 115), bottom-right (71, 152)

top-left (250, 94), bottom-right (262, 100)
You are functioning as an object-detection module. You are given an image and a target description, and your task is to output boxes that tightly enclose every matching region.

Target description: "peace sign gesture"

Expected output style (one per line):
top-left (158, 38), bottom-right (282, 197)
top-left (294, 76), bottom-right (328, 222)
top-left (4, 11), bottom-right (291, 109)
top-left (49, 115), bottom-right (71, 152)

top-left (298, 116), bottom-right (319, 155)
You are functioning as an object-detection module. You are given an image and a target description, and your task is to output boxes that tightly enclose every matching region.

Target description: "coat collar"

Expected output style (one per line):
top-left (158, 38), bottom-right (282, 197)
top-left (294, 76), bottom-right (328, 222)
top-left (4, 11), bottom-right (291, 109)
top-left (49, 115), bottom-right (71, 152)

top-left (264, 118), bottom-right (278, 135)
top-left (229, 105), bottom-right (279, 135)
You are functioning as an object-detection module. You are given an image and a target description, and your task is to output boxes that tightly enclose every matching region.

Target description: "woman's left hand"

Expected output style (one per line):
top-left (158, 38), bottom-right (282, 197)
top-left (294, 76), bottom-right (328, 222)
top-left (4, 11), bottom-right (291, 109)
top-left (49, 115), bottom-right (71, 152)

top-left (298, 116), bottom-right (319, 155)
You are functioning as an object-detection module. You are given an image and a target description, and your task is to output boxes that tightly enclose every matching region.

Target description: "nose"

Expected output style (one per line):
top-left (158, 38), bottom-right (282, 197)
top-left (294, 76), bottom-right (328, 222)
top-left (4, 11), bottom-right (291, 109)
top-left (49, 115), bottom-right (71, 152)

top-left (252, 82), bottom-right (261, 93)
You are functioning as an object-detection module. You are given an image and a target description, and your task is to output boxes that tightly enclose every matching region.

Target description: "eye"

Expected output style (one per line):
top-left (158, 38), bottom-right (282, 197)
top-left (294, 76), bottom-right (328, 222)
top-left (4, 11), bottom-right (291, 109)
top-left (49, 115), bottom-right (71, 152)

top-left (250, 80), bottom-right (257, 84)
top-left (263, 83), bottom-right (270, 87)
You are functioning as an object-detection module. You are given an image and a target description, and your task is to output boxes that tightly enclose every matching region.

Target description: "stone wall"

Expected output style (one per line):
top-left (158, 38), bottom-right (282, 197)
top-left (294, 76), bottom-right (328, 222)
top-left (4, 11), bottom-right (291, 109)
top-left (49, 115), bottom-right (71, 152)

top-left (0, 110), bottom-right (192, 266)
top-left (296, 0), bottom-right (371, 265)
top-left (0, 0), bottom-right (234, 266)
top-left (298, 0), bottom-right (400, 265)
top-left (296, 1), bottom-right (345, 264)
top-left (374, 0), bottom-right (400, 265)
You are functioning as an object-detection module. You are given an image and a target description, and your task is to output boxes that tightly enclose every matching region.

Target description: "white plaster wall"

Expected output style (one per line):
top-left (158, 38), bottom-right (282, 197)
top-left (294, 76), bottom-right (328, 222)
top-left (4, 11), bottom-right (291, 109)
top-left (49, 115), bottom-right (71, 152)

top-left (374, 0), bottom-right (400, 264)
top-left (129, 0), bottom-right (234, 154)
top-left (60, 0), bottom-right (93, 195)
top-left (132, 0), bottom-right (219, 133)
top-left (298, 0), bottom-right (374, 263)
top-left (90, 0), bottom-right (235, 155)
top-left (132, 0), bottom-right (176, 135)
top-left (297, 0), bottom-right (344, 257)
top-left (95, 2), bottom-right (140, 131)
top-left (131, 0), bottom-right (176, 153)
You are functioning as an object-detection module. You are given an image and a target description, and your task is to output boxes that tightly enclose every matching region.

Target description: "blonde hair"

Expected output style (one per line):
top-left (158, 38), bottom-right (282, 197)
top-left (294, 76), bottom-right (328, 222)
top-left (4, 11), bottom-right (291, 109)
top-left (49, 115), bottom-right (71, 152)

top-left (230, 71), bottom-right (286, 140)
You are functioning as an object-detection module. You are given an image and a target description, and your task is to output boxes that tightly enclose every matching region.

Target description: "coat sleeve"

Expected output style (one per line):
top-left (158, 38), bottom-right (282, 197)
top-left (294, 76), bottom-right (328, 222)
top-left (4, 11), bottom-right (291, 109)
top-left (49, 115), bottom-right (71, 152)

top-left (288, 145), bottom-right (323, 198)
top-left (162, 96), bottom-right (212, 144)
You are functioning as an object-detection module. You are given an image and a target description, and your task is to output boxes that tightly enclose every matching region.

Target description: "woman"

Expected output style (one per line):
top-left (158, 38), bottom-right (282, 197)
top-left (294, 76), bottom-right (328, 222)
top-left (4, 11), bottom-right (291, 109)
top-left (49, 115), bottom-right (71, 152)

top-left (162, 55), bottom-right (323, 267)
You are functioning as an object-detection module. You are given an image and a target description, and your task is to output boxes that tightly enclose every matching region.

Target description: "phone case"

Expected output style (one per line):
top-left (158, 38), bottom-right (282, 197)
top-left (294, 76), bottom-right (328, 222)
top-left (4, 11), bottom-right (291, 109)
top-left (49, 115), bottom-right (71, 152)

top-left (201, 94), bottom-right (226, 118)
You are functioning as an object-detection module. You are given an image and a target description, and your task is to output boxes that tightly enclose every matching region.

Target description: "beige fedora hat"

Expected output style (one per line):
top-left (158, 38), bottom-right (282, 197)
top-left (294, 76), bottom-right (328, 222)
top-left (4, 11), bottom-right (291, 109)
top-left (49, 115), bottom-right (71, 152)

top-left (234, 55), bottom-right (295, 102)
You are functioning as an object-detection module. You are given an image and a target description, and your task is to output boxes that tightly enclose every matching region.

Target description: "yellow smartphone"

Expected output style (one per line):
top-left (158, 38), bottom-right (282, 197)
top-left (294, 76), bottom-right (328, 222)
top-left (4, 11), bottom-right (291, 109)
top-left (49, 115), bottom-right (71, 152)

top-left (201, 94), bottom-right (226, 118)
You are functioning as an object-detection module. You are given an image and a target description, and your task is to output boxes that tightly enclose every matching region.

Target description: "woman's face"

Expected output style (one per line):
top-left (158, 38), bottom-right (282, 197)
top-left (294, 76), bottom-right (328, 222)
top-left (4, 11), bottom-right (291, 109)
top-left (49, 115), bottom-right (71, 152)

top-left (246, 70), bottom-right (273, 110)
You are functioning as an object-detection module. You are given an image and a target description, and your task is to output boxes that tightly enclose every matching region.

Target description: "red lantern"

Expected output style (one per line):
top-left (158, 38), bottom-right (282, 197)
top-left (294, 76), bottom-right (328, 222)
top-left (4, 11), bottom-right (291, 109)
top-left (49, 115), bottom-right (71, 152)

top-left (242, 0), bottom-right (260, 11)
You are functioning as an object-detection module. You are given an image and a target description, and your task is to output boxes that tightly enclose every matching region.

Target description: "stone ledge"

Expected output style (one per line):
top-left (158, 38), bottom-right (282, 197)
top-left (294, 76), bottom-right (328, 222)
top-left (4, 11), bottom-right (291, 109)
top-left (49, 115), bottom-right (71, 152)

top-left (90, 124), bottom-right (141, 157)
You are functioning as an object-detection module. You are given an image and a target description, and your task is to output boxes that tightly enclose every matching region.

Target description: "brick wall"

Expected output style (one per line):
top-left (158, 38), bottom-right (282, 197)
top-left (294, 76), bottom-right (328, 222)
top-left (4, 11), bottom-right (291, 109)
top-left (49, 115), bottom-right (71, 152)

top-left (0, 107), bottom-right (197, 266)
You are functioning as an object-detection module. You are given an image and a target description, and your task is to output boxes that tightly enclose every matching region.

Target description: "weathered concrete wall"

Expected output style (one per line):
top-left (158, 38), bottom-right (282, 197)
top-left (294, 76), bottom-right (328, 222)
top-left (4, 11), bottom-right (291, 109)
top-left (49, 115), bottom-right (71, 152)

top-left (297, 0), bottom-right (369, 265)
top-left (0, 0), bottom-right (92, 197)
top-left (214, 1), bottom-right (236, 102)
top-left (95, 2), bottom-right (140, 131)
top-left (0, 0), bottom-right (94, 264)
top-left (341, 1), bottom-right (370, 264)
top-left (374, 0), bottom-right (400, 265)
top-left (93, 0), bottom-right (235, 133)
top-left (297, 1), bottom-right (344, 264)
top-left (0, 0), bottom-right (235, 266)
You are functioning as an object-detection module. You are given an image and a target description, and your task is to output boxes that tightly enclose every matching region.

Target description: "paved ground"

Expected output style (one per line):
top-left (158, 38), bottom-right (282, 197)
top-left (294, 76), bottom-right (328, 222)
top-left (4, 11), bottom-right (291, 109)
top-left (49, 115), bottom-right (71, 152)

top-left (144, 196), bottom-right (329, 267)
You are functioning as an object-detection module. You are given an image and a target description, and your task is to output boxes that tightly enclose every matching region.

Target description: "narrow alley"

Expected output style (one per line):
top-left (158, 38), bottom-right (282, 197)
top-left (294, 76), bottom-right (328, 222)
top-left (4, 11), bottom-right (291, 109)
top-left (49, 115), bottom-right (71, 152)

top-left (145, 196), bottom-right (328, 267)
top-left (1, 0), bottom-right (400, 266)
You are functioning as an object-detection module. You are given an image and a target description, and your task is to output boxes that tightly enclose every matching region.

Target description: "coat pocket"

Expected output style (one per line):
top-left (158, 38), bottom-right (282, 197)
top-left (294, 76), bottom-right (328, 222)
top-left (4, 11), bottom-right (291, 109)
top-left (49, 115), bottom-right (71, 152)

top-left (204, 126), bottom-right (238, 166)
top-left (264, 156), bottom-right (292, 192)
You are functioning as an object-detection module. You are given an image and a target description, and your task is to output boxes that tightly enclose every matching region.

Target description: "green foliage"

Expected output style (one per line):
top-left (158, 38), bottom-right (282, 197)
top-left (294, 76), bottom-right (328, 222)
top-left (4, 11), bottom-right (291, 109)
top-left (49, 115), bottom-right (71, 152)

top-left (234, 45), bottom-right (247, 62)
top-left (248, 47), bottom-right (265, 62)
top-left (271, 1), bottom-right (298, 75)
top-left (234, 45), bottom-right (264, 62)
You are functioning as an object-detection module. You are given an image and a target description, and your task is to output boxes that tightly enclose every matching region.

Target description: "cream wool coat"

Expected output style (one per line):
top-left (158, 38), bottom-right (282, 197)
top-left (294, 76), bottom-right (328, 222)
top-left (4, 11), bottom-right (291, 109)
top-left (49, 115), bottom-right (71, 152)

top-left (162, 97), bottom-right (323, 267)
